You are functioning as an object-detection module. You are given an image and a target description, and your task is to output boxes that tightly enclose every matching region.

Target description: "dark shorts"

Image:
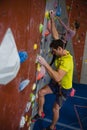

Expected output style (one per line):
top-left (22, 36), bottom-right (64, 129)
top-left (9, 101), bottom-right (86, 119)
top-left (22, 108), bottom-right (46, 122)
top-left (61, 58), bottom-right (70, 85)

top-left (48, 79), bottom-right (72, 107)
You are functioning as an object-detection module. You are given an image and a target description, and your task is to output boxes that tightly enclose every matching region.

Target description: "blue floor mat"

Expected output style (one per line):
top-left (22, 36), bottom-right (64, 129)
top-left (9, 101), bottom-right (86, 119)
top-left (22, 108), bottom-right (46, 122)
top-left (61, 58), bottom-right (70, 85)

top-left (33, 83), bottom-right (87, 130)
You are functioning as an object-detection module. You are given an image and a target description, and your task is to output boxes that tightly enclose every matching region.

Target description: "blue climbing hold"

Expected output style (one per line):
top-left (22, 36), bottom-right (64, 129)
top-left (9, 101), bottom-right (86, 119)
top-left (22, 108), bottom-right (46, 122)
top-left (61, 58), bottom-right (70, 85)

top-left (18, 51), bottom-right (28, 63)
top-left (19, 79), bottom-right (30, 91)
top-left (56, 5), bottom-right (61, 17)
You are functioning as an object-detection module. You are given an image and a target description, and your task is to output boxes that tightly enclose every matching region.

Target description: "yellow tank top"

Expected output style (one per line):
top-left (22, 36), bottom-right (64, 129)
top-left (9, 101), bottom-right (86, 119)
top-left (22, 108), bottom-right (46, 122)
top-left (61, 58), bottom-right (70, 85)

top-left (55, 51), bottom-right (74, 89)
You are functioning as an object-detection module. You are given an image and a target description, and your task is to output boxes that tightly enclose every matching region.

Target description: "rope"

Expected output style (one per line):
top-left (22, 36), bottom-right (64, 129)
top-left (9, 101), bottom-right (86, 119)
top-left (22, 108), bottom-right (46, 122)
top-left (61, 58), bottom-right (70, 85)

top-left (68, 0), bottom-right (74, 26)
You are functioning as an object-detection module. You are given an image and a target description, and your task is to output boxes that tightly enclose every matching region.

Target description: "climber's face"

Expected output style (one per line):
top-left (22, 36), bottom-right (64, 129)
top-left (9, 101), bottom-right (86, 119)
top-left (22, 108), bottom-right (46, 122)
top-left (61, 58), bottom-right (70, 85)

top-left (52, 46), bottom-right (63, 57)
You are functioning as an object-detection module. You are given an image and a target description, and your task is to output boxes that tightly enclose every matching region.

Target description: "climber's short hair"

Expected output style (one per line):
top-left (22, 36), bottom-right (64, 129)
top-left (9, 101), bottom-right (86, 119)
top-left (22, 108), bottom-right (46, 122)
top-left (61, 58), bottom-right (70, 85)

top-left (74, 20), bottom-right (80, 30)
top-left (50, 39), bottom-right (67, 49)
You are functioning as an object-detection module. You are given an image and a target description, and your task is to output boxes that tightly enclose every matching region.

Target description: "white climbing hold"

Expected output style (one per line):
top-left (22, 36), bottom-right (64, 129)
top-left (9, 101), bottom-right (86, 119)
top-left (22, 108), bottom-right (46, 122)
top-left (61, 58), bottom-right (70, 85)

top-left (19, 79), bottom-right (30, 91)
top-left (19, 116), bottom-right (26, 128)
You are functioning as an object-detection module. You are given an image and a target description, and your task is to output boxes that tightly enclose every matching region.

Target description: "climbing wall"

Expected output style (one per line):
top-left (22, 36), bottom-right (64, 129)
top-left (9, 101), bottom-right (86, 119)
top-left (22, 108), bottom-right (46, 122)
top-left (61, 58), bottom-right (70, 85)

top-left (0, 0), bottom-right (46, 130)
top-left (66, 0), bottom-right (87, 83)
top-left (0, 0), bottom-right (87, 130)
top-left (80, 32), bottom-right (87, 84)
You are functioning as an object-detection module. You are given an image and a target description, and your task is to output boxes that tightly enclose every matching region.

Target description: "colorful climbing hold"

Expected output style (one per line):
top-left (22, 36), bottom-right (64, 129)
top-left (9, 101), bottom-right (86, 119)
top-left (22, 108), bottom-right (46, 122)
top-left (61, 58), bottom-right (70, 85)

top-left (45, 11), bottom-right (50, 19)
top-left (27, 117), bottom-right (31, 127)
top-left (19, 116), bottom-right (26, 128)
top-left (32, 83), bottom-right (36, 91)
top-left (18, 51), bottom-right (28, 63)
top-left (44, 29), bottom-right (50, 37)
top-left (39, 23), bottom-right (43, 33)
top-left (66, 5), bottom-right (71, 11)
top-left (36, 72), bottom-right (44, 81)
top-left (56, 5), bottom-right (61, 17)
top-left (33, 43), bottom-right (38, 50)
top-left (25, 102), bottom-right (31, 113)
top-left (30, 93), bottom-right (35, 102)
top-left (36, 66), bottom-right (46, 80)
top-left (85, 59), bottom-right (87, 63)
top-left (19, 79), bottom-right (30, 92)
top-left (36, 63), bottom-right (41, 71)
top-left (25, 115), bottom-right (28, 122)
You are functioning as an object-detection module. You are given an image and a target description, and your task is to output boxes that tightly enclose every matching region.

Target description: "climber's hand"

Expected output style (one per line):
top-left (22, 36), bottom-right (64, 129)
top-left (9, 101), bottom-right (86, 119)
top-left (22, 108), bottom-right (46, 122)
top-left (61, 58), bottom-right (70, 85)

top-left (37, 55), bottom-right (48, 67)
top-left (49, 10), bottom-right (55, 19)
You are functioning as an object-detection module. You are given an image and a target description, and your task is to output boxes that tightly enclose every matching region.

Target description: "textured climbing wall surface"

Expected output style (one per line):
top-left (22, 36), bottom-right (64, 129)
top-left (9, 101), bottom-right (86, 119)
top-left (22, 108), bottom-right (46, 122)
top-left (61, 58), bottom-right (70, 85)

top-left (66, 0), bottom-right (87, 82)
top-left (0, 0), bottom-right (87, 129)
top-left (0, 0), bottom-right (46, 130)
top-left (80, 32), bottom-right (87, 84)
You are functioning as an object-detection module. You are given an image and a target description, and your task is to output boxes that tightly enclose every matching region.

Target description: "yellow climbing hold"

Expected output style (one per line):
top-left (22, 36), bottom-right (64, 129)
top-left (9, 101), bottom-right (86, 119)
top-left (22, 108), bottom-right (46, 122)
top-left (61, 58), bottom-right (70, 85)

top-left (32, 83), bottom-right (36, 91)
top-left (25, 115), bottom-right (28, 122)
top-left (67, 5), bottom-right (71, 11)
top-left (45, 11), bottom-right (50, 19)
top-left (85, 59), bottom-right (87, 62)
top-left (27, 117), bottom-right (31, 127)
top-left (33, 43), bottom-right (38, 50)
top-left (37, 63), bottom-right (41, 71)
top-left (30, 93), bottom-right (35, 102)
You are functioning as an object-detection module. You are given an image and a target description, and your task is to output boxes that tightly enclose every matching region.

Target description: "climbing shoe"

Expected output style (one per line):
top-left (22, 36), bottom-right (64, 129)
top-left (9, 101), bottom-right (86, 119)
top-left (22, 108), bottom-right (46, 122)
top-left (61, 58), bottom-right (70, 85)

top-left (44, 125), bottom-right (56, 130)
top-left (31, 112), bottom-right (45, 122)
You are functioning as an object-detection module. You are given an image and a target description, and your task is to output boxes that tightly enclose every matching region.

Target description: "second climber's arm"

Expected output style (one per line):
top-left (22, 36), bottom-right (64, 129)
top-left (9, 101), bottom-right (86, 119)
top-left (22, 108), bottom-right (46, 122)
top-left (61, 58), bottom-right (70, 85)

top-left (57, 16), bottom-right (76, 38)
top-left (57, 16), bottom-right (69, 32)
top-left (50, 11), bottom-right (59, 40)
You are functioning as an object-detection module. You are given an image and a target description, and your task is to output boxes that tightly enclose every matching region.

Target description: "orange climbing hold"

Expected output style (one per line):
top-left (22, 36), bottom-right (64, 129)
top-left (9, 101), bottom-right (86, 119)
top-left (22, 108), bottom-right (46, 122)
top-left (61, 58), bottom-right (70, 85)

top-left (44, 29), bottom-right (50, 37)
top-left (36, 72), bottom-right (44, 80)
top-left (36, 66), bottom-right (46, 80)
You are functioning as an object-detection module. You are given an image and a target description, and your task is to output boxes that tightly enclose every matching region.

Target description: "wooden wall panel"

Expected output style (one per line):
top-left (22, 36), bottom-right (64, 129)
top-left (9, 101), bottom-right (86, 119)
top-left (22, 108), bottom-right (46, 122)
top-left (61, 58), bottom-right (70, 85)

top-left (66, 0), bottom-right (87, 82)
top-left (0, 0), bottom-right (46, 130)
